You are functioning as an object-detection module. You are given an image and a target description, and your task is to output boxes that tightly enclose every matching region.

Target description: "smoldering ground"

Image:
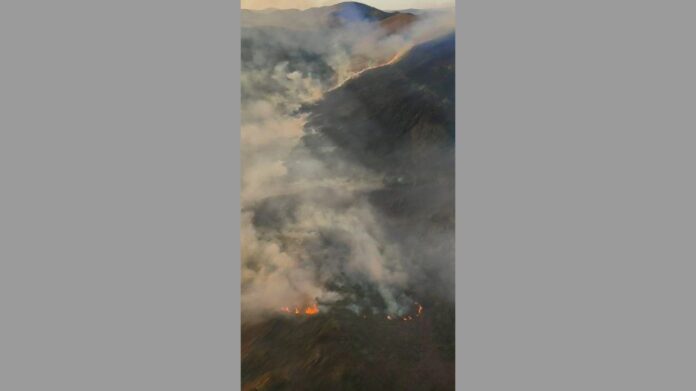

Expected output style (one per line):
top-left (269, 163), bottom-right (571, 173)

top-left (241, 6), bottom-right (455, 324)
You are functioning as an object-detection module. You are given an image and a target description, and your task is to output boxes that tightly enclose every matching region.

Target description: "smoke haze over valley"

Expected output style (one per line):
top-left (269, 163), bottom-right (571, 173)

top-left (241, 2), bottom-right (455, 389)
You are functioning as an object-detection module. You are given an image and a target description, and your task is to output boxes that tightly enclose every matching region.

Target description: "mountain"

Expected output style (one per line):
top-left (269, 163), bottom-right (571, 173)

top-left (313, 1), bottom-right (393, 24)
top-left (378, 12), bottom-right (418, 34)
top-left (245, 34), bottom-right (458, 390)
top-left (301, 32), bottom-right (455, 184)
top-left (241, 2), bottom-right (426, 100)
top-left (296, 32), bottom-right (456, 300)
top-left (241, 2), bottom-right (416, 30)
top-left (397, 8), bottom-right (453, 16)
top-left (241, 13), bottom-right (456, 391)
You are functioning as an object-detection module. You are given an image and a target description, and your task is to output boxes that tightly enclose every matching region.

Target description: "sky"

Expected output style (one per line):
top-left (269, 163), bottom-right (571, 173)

top-left (240, 0), bottom-right (455, 11)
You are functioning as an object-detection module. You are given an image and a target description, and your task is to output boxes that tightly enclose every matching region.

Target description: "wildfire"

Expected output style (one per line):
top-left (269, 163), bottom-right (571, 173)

top-left (280, 303), bottom-right (319, 316)
top-left (385, 302), bottom-right (424, 321)
top-left (385, 45), bottom-right (412, 66)
top-left (330, 45), bottom-right (414, 92)
top-left (281, 301), bottom-right (421, 320)
top-left (304, 303), bottom-right (319, 315)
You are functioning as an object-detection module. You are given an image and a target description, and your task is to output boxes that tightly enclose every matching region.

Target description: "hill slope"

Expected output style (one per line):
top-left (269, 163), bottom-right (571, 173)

top-left (243, 33), bottom-right (456, 391)
top-left (296, 32), bottom-right (456, 301)
top-left (301, 32), bottom-right (455, 182)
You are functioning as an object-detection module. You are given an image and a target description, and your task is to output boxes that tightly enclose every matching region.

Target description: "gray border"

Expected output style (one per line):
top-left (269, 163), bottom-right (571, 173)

top-left (458, 0), bottom-right (696, 389)
top-left (233, 3), bottom-right (242, 390)
top-left (1, 1), bottom-right (240, 390)
top-left (455, 2), bottom-right (464, 389)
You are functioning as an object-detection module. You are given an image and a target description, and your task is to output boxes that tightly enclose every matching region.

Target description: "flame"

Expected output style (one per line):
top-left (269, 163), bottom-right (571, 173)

top-left (304, 303), bottom-right (319, 315)
top-left (385, 45), bottom-right (412, 65)
top-left (279, 303), bottom-right (319, 316)
top-left (330, 45), bottom-right (414, 92)
top-left (383, 302), bottom-right (424, 322)
top-left (282, 301), bottom-right (422, 319)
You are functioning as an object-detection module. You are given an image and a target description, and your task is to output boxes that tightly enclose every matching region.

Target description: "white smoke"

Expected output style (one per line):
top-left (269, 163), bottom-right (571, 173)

top-left (240, 7), bottom-right (454, 323)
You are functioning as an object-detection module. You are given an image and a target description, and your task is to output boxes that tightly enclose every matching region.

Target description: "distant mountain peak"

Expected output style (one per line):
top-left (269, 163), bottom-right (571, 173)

top-left (324, 1), bottom-right (380, 10)
top-left (314, 1), bottom-right (393, 24)
top-left (329, 1), bottom-right (376, 8)
top-left (242, 1), bottom-right (418, 31)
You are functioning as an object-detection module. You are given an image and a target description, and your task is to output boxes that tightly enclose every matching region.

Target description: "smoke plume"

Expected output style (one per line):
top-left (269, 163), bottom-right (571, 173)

top-left (241, 5), bottom-right (454, 323)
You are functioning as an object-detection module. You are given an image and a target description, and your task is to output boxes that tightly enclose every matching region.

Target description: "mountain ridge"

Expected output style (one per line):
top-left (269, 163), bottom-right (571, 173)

top-left (301, 32), bottom-right (455, 182)
top-left (241, 1), bottom-right (416, 30)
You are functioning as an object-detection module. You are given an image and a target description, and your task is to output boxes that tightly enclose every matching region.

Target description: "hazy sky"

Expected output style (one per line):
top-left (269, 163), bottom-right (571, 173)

top-left (240, 0), bottom-right (455, 11)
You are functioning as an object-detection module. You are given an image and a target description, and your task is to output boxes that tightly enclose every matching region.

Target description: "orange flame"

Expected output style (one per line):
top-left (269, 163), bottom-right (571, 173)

top-left (280, 303), bottom-right (319, 316)
top-left (330, 45), bottom-right (414, 92)
top-left (304, 303), bottom-right (319, 315)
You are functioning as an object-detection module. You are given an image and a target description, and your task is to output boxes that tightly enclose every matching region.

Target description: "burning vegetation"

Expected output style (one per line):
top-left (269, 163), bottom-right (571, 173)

top-left (280, 303), bottom-right (320, 316)
top-left (241, 2), bottom-right (455, 389)
top-left (281, 301), bottom-right (425, 322)
top-left (388, 302), bottom-right (424, 321)
top-left (243, 298), bottom-right (455, 391)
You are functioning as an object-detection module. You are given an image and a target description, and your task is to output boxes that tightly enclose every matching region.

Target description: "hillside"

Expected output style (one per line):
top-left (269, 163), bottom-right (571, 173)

top-left (301, 32), bottom-right (455, 183)
top-left (243, 33), bottom-right (456, 390)
top-left (298, 31), bottom-right (456, 297)
top-left (241, 4), bottom-right (456, 390)
top-left (242, 302), bottom-right (455, 391)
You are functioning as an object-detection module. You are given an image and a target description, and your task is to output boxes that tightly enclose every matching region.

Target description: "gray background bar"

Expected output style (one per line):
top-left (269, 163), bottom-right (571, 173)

top-left (0, 1), bottom-right (239, 390)
top-left (458, 0), bottom-right (696, 389)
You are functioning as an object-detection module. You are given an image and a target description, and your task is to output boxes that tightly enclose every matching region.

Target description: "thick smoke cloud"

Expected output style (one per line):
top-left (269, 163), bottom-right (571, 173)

top-left (241, 7), bottom-right (454, 323)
